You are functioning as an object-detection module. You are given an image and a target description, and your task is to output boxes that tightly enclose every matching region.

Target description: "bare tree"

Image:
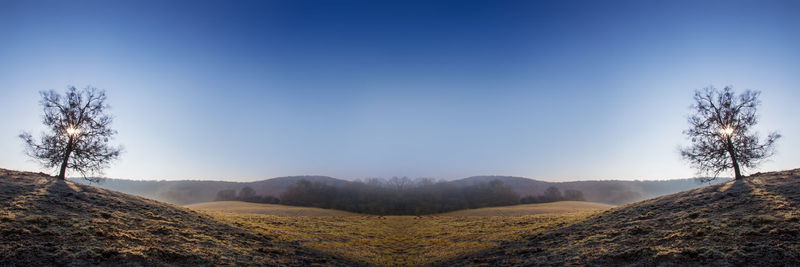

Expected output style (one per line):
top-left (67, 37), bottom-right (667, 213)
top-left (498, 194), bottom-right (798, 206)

top-left (387, 176), bottom-right (413, 192)
top-left (20, 86), bottom-right (122, 180)
top-left (681, 86), bottom-right (780, 180)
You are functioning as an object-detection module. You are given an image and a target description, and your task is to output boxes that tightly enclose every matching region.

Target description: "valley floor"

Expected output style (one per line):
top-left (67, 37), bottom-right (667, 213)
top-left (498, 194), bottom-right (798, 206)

top-left (6, 167), bottom-right (798, 266)
top-left (190, 201), bottom-right (610, 265)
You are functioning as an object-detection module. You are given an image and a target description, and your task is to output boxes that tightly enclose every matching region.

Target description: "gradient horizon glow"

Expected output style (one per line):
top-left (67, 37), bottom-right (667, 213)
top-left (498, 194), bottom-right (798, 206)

top-left (1, 0), bottom-right (798, 181)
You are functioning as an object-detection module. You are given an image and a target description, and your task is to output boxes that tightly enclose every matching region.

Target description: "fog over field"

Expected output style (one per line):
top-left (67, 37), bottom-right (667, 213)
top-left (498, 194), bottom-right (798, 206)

top-left (72, 175), bottom-right (730, 206)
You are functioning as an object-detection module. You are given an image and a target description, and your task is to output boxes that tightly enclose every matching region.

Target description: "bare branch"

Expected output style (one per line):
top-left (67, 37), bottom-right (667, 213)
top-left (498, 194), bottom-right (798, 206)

top-left (680, 86), bottom-right (780, 180)
top-left (20, 86), bottom-right (122, 181)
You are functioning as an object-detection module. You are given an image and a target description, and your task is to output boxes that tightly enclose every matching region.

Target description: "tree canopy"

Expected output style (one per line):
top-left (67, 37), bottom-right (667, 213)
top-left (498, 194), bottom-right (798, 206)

top-left (20, 86), bottom-right (122, 180)
top-left (681, 86), bottom-right (780, 180)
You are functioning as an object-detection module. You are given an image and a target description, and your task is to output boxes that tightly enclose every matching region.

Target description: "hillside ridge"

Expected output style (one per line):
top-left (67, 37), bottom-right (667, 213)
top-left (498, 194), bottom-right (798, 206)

top-left (443, 168), bottom-right (800, 265)
top-left (0, 169), bottom-right (355, 266)
top-left (454, 175), bottom-right (731, 204)
top-left (76, 173), bottom-right (729, 206)
top-left (70, 175), bottom-right (347, 205)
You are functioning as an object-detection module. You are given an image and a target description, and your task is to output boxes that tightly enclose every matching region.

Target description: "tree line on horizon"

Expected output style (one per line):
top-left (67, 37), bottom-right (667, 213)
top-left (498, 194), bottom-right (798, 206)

top-left (520, 186), bottom-right (585, 204)
top-left (215, 186), bottom-right (280, 204)
top-left (214, 177), bottom-right (586, 215)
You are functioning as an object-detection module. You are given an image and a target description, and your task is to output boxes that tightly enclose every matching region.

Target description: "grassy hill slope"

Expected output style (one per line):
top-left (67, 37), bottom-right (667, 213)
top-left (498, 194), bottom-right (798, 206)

top-left (0, 169), bottom-right (354, 266)
top-left (444, 169), bottom-right (800, 265)
top-left (187, 201), bottom-right (360, 216)
top-left (441, 201), bottom-right (614, 216)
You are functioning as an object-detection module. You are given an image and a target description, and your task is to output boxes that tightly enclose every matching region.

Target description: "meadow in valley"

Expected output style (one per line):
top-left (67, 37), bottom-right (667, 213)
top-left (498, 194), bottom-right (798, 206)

top-left (2, 168), bottom-right (800, 266)
top-left (189, 201), bottom-right (612, 265)
top-left (3, 0), bottom-right (799, 266)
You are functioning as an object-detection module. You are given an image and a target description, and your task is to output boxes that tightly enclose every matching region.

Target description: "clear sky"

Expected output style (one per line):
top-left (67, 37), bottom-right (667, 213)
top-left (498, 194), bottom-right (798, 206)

top-left (1, 0), bottom-right (798, 181)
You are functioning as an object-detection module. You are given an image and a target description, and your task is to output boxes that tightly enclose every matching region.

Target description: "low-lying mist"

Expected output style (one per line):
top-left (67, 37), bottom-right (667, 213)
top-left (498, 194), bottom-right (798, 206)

top-left (72, 175), bottom-right (730, 215)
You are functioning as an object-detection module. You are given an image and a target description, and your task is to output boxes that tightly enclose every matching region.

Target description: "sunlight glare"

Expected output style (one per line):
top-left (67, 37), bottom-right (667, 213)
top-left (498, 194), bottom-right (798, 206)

top-left (66, 127), bottom-right (81, 136)
top-left (719, 127), bottom-right (734, 136)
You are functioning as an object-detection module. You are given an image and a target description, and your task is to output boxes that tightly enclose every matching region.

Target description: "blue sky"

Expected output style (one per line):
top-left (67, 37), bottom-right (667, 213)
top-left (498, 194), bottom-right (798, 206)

top-left (1, 0), bottom-right (798, 181)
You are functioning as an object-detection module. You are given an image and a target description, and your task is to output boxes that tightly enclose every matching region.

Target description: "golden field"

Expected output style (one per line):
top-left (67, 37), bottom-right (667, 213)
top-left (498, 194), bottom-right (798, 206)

top-left (190, 201), bottom-right (611, 265)
top-left (0, 169), bottom-right (354, 266)
top-left (445, 169), bottom-right (800, 265)
top-left (187, 201), bottom-right (361, 216)
top-left (4, 168), bottom-right (799, 266)
top-left (441, 201), bottom-right (613, 216)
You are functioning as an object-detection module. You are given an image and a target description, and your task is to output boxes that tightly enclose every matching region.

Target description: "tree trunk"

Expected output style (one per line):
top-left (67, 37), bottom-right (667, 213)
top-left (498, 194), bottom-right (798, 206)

top-left (726, 136), bottom-right (743, 180)
top-left (57, 137), bottom-right (74, 180)
top-left (731, 157), bottom-right (742, 180)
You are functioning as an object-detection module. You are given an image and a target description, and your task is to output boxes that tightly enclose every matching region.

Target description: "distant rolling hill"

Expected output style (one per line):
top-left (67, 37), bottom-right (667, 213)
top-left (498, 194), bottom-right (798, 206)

top-left (454, 175), bottom-right (731, 204)
top-left (187, 201), bottom-right (360, 216)
top-left (444, 168), bottom-right (800, 265)
top-left (189, 200), bottom-right (612, 217)
top-left (71, 175), bottom-right (347, 205)
top-left (440, 201), bottom-right (614, 216)
top-left (73, 174), bottom-right (729, 206)
top-left (0, 169), bottom-right (354, 266)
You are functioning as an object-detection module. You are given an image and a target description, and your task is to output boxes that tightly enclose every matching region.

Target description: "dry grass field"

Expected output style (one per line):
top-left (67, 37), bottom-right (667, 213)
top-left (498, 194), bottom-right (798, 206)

top-left (190, 201), bottom-right (611, 265)
top-left (446, 169), bottom-right (800, 265)
top-left (0, 169), bottom-right (354, 266)
top-left (187, 201), bottom-right (360, 216)
top-left (6, 166), bottom-right (798, 266)
top-left (0, 167), bottom-right (612, 266)
top-left (441, 201), bottom-right (614, 216)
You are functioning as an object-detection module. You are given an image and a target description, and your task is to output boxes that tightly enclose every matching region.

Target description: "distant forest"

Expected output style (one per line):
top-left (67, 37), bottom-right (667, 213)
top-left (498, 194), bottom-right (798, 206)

top-left (520, 186), bottom-right (585, 204)
top-left (73, 175), bottom-right (730, 207)
top-left (214, 178), bottom-right (584, 215)
top-left (215, 186), bottom-right (279, 204)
